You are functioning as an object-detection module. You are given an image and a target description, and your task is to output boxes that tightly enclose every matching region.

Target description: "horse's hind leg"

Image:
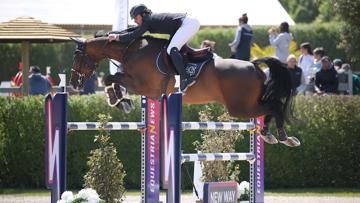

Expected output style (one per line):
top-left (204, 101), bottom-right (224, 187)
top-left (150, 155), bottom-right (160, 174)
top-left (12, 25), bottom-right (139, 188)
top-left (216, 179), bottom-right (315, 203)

top-left (259, 114), bottom-right (279, 144)
top-left (270, 102), bottom-right (301, 147)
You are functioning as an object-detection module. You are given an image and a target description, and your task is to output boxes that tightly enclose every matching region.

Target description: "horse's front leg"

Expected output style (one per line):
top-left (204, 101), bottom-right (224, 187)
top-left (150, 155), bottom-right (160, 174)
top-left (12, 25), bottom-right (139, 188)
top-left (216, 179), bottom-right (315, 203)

top-left (104, 73), bottom-right (135, 113)
top-left (105, 72), bottom-right (127, 86)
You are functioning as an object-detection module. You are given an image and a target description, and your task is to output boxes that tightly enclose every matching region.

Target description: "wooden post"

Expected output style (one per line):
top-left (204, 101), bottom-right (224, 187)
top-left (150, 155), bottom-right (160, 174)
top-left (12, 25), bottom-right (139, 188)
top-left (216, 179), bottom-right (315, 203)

top-left (21, 41), bottom-right (30, 95)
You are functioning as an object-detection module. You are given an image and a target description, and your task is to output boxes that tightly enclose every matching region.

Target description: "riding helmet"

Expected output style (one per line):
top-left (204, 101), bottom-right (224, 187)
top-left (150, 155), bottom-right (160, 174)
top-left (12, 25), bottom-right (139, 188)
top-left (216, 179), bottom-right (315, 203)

top-left (130, 4), bottom-right (148, 19)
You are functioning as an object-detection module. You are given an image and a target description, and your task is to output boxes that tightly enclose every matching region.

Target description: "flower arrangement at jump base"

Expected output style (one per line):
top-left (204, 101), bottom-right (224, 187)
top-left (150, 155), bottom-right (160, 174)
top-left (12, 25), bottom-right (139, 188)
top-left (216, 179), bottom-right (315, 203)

top-left (57, 188), bottom-right (104, 203)
top-left (238, 181), bottom-right (250, 202)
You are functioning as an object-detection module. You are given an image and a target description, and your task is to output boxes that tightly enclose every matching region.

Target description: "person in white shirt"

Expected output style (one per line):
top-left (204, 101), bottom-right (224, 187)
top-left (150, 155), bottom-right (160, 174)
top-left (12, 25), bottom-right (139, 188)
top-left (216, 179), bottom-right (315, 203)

top-left (268, 22), bottom-right (292, 63)
top-left (298, 42), bottom-right (314, 85)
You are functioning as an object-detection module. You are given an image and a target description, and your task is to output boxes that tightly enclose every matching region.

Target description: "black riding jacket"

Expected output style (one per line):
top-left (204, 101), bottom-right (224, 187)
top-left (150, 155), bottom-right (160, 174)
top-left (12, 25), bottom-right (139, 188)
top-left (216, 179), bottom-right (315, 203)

top-left (119, 13), bottom-right (186, 43)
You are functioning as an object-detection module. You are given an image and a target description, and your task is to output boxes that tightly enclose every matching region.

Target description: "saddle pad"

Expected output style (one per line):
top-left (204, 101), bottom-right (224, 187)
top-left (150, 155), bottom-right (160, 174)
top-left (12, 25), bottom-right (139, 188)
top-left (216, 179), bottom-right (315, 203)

top-left (156, 52), bottom-right (213, 79)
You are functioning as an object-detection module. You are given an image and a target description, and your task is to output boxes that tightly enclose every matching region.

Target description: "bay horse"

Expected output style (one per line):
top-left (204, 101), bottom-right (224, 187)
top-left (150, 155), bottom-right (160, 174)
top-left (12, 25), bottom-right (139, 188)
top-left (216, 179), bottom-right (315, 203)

top-left (70, 35), bottom-right (300, 147)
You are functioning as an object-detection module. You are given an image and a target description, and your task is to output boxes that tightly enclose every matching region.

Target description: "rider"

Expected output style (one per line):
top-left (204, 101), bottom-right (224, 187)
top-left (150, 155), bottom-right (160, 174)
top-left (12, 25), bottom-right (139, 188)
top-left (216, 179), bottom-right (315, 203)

top-left (108, 4), bottom-right (200, 92)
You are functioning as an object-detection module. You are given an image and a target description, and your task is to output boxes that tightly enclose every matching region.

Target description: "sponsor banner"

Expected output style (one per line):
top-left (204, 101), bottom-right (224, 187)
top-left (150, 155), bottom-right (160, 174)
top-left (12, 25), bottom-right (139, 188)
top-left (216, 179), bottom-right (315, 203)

top-left (145, 98), bottom-right (160, 202)
top-left (203, 182), bottom-right (238, 203)
top-left (255, 116), bottom-right (264, 203)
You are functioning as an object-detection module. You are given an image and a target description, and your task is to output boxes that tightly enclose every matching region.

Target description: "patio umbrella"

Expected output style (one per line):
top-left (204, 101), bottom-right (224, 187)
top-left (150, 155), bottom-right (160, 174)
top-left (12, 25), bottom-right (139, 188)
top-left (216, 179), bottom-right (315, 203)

top-left (0, 16), bottom-right (80, 95)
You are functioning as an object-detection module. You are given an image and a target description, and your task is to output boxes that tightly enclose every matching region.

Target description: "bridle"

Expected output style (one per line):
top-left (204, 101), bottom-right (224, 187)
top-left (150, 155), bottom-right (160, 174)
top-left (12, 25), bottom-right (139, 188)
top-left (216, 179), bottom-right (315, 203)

top-left (72, 41), bottom-right (97, 86)
top-left (71, 35), bottom-right (136, 86)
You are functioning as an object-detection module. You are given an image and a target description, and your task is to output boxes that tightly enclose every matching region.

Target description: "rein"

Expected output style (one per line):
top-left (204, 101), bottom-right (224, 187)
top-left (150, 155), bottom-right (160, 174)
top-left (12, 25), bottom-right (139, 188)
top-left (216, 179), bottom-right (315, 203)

top-left (72, 41), bottom-right (97, 81)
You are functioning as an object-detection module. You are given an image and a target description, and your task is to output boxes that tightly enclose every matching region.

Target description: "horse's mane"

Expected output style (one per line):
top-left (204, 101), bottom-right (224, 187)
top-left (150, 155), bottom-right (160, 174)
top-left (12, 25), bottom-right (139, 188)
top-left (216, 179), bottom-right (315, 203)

top-left (93, 28), bottom-right (168, 45)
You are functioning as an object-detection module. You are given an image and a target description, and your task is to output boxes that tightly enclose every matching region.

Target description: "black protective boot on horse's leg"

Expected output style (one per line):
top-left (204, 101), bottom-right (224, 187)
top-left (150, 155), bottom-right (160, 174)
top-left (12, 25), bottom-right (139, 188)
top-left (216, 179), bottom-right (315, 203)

top-left (259, 115), bottom-right (278, 144)
top-left (273, 108), bottom-right (301, 147)
top-left (169, 47), bottom-right (195, 92)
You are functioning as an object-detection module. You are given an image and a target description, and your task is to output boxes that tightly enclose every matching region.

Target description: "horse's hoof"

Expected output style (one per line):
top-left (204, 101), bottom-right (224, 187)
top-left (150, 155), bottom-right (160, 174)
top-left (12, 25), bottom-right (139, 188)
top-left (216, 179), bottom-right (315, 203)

top-left (260, 134), bottom-right (278, 144)
top-left (279, 137), bottom-right (301, 147)
top-left (119, 99), bottom-right (133, 114)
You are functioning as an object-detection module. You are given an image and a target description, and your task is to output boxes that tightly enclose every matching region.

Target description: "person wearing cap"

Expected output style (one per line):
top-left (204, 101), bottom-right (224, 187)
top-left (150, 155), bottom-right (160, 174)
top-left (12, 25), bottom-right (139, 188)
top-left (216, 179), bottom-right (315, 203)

top-left (333, 58), bottom-right (343, 71)
top-left (314, 56), bottom-right (338, 95)
top-left (28, 65), bottom-right (52, 95)
top-left (108, 4), bottom-right (200, 92)
top-left (228, 13), bottom-right (253, 61)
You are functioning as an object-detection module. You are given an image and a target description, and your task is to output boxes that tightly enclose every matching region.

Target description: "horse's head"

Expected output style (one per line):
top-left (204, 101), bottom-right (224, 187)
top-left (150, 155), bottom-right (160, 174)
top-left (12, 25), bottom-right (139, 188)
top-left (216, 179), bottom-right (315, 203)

top-left (70, 38), bottom-right (98, 89)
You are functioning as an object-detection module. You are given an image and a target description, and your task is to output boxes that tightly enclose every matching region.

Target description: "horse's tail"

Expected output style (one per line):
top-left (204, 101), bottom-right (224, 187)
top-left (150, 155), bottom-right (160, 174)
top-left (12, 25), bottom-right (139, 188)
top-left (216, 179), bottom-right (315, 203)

top-left (252, 57), bottom-right (294, 122)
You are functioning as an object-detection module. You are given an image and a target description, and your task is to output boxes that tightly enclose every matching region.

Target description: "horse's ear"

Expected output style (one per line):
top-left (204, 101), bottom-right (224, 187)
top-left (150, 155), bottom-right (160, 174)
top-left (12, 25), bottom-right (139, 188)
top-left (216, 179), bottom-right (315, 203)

top-left (69, 37), bottom-right (84, 45)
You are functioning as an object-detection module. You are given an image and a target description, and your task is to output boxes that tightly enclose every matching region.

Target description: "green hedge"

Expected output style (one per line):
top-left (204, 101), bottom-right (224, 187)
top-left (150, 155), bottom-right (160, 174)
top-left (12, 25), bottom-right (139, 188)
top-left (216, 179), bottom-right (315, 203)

top-left (1, 22), bottom-right (355, 84)
top-left (190, 23), bottom-right (347, 62)
top-left (0, 95), bottom-right (359, 190)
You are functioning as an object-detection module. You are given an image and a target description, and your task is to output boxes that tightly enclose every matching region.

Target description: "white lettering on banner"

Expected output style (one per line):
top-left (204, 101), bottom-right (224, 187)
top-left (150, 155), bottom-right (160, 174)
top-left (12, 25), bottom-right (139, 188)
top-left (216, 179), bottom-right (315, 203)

top-left (148, 100), bottom-right (158, 194)
top-left (210, 190), bottom-right (236, 203)
top-left (224, 191), bottom-right (236, 202)
top-left (256, 135), bottom-right (262, 194)
top-left (210, 192), bottom-right (221, 203)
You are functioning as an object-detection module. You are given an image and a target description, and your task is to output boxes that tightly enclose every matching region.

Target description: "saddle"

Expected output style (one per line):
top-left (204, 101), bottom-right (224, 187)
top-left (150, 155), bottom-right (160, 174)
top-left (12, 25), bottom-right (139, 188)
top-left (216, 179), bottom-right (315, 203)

top-left (156, 45), bottom-right (214, 78)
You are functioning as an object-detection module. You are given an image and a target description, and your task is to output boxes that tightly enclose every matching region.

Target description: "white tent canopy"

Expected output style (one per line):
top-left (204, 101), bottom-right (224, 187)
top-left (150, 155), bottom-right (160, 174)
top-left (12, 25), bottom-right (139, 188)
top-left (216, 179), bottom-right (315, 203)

top-left (0, 0), bottom-right (294, 26)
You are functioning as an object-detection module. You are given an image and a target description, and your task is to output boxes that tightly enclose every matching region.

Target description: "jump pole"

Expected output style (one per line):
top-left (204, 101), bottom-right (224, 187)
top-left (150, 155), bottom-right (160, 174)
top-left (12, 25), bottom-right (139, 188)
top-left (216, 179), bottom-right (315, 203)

top-left (45, 93), bottom-right (161, 203)
top-left (161, 92), bottom-right (264, 203)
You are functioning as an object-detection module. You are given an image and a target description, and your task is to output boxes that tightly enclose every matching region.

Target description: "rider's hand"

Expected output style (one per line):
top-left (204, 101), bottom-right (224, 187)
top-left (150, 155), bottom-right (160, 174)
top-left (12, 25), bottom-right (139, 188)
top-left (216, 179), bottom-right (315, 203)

top-left (108, 34), bottom-right (119, 42)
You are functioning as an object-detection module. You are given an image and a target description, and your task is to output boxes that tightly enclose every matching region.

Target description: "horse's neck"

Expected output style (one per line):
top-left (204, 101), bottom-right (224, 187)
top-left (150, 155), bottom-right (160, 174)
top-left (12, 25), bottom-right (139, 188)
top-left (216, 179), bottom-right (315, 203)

top-left (126, 38), bottom-right (165, 60)
top-left (91, 37), bottom-right (165, 65)
top-left (87, 38), bottom-right (123, 62)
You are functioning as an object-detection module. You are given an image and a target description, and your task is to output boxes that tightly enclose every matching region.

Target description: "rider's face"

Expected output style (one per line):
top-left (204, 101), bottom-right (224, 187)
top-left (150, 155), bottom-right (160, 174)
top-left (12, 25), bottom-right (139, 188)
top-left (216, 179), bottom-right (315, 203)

top-left (134, 15), bottom-right (143, 25)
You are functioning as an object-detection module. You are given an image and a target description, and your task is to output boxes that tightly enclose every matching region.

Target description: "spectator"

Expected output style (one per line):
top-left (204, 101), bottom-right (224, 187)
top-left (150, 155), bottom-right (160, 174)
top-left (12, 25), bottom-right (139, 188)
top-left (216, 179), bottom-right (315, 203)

top-left (340, 63), bottom-right (360, 95)
top-left (286, 54), bottom-right (305, 94)
top-left (11, 62), bottom-right (23, 96)
top-left (268, 22), bottom-right (292, 63)
top-left (201, 40), bottom-right (221, 59)
top-left (312, 47), bottom-right (325, 71)
top-left (229, 13), bottom-right (253, 61)
top-left (80, 72), bottom-right (99, 95)
top-left (46, 66), bottom-right (56, 86)
top-left (298, 42), bottom-right (314, 85)
top-left (314, 56), bottom-right (338, 95)
top-left (28, 65), bottom-right (52, 95)
top-left (333, 58), bottom-right (343, 71)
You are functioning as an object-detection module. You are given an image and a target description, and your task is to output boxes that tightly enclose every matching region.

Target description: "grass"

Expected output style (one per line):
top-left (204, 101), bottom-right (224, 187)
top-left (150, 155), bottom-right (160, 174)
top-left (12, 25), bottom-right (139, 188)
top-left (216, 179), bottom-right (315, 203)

top-left (1, 188), bottom-right (360, 197)
top-left (266, 188), bottom-right (360, 197)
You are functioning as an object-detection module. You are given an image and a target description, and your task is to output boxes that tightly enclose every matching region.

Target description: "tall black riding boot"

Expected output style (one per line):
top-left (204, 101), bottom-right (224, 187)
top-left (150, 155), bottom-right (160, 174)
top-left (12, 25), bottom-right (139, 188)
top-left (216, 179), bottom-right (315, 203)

top-left (169, 47), bottom-right (195, 92)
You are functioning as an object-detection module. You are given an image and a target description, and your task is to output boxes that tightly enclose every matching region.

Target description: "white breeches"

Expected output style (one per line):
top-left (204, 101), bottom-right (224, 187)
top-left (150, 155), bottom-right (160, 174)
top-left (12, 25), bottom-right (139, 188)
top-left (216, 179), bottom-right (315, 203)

top-left (166, 16), bottom-right (200, 55)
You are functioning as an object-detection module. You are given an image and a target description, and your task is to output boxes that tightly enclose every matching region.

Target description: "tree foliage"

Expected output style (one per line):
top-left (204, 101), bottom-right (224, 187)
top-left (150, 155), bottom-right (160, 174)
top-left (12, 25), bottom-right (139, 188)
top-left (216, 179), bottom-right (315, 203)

top-left (332, 0), bottom-right (360, 63)
top-left (279, 0), bottom-right (338, 23)
top-left (83, 114), bottom-right (126, 203)
top-left (193, 106), bottom-right (242, 182)
top-left (279, 0), bottom-right (320, 23)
